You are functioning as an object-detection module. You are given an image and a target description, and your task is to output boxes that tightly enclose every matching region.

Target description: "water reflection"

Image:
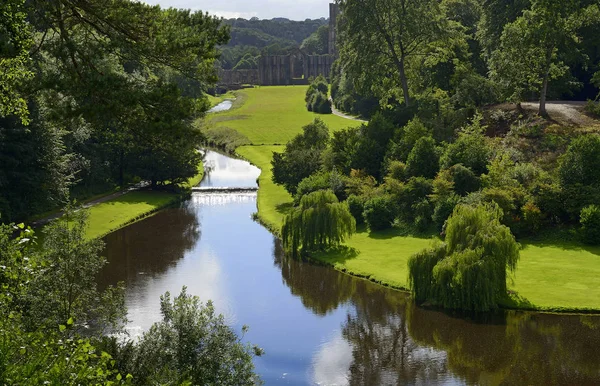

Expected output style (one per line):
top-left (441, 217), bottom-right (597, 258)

top-left (99, 150), bottom-right (600, 385)
top-left (202, 150), bottom-right (261, 188)
top-left (100, 204), bottom-right (200, 287)
top-left (274, 229), bottom-right (600, 385)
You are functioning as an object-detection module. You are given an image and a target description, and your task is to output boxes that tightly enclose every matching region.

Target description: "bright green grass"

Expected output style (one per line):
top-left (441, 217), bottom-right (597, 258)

top-left (511, 242), bottom-right (600, 310)
top-left (85, 191), bottom-right (178, 239)
top-left (211, 86), bottom-right (361, 145)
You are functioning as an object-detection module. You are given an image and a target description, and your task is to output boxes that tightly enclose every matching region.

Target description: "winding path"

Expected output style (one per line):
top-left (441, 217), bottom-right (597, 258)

top-left (329, 97), bottom-right (367, 122)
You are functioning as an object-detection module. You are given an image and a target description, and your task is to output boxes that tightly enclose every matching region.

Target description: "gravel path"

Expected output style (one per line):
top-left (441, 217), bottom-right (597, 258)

top-left (521, 101), bottom-right (599, 128)
top-left (329, 97), bottom-right (367, 122)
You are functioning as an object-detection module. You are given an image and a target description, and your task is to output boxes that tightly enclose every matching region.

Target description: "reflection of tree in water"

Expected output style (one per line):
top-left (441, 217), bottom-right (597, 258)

top-left (273, 238), bottom-right (355, 315)
top-left (407, 305), bottom-right (600, 385)
top-left (98, 202), bottom-right (200, 288)
top-left (273, 235), bottom-right (600, 385)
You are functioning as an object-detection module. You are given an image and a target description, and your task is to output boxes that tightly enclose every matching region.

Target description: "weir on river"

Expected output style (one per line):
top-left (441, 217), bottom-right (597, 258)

top-left (99, 150), bottom-right (600, 385)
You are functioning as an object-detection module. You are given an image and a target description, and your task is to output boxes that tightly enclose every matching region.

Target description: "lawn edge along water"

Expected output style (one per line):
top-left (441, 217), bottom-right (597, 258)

top-left (83, 163), bottom-right (204, 240)
top-left (237, 144), bottom-right (600, 314)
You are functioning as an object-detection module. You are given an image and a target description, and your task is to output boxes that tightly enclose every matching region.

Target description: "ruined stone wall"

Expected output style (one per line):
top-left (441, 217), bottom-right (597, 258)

top-left (305, 55), bottom-right (335, 80)
top-left (218, 69), bottom-right (259, 86)
top-left (259, 55), bottom-right (292, 86)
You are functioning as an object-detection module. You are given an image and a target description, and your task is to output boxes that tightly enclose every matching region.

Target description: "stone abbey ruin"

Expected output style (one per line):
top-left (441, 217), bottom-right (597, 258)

top-left (218, 3), bottom-right (340, 88)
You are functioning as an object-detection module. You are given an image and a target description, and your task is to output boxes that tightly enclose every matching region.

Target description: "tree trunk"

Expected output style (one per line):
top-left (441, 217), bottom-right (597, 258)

top-left (539, 47), bottom-right (553, 117)
top-left (398, 57), bottom-right (410, 106)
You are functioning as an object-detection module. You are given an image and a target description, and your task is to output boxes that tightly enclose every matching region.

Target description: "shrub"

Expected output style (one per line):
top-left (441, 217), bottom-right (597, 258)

top-left (440, 132), bottom-right (491, 175)
top-left (432, 194), bottom-right (460, 231)
top-left (521, 200), bottom-right (543, 233)
top-left (412, 198), bottom-right (433, 231)
top-left (310, 92), bottom-right (332, 114)
top-left (295, 170), bottom-right (346, 204)
top-left (405, 136), bottom-right (439, 179)
top-left (581, 205), bottom-right (600, 245)
top-left (449, 164), bottom-right (480, 196)
top-left (363, 195), bottom-right (396, 231)
top-left (559, 135), bottom-right (600, 187)
top-left (346, 194), bottom-right (365, 224)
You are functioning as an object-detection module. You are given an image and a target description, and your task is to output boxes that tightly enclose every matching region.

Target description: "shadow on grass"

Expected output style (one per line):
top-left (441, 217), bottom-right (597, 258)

top-left (366, 223), bottom-right (438, 241)
top-left (500, 291), bottom-right (536, 311)
top-left (210, 114), bottom-right (248, 124)
top-left (275, 202), bottom-right (294, 216)
top-left (519, 227), bottom-right (600, 257)
top-left (314, 245), bottom-right (359, 265)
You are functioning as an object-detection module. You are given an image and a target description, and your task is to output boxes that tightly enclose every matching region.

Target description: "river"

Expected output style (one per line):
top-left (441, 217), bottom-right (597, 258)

top-left (99, 150), bottom-right (600, 385)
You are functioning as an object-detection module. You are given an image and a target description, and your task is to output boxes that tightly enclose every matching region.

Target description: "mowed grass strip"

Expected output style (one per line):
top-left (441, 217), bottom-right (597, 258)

top-left (85, 191), bottom-right (179, 239)
top-left (212, 86), bottom-right (361, 145)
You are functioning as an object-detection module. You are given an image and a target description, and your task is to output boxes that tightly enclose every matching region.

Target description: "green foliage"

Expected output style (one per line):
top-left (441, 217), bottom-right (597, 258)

top-left (408, 203), bottom-right (520, 311)
top-left (440, 131), bottom-right (491, 175)
top-left (300, 25), bottom-right (329, 54)
top-left (489, 0), bottom-right (600, 114)
top-left (0, 0), bottom-right (32, 123)
top-left (386, 160), bottom-right (407, 181)
top-left (559, 134), bottom-right (600, 187)
top-left (395, 177), bottom-right (434, 225)
top-left (406, 137), bottom-right (440, 178)
top-left (295, 170), bottom-right (347, 204)
top-left (433, 193), bottom-right (461, 231)
top-left (338, 0), bottom-right (466, 105)
top-left (346, 194), bottom-right (365, 224)
top-left (363, 195), bottom-right (396, 231)
top-left (387, 119), bottom-right (432, 162)
top-left (305, 76), bottom-right (331, 114)
top-left (449, 164), bottom-right (480, 195)
top-left (26, 208), bottom-right (126, 332)
top-left (125, 287), bottom-right (262, 386)
top-left (282, 190), bottom-right (356, 256)
top-left (271, 119), bottom-right (329, 195)
top-left (580, 205), bottom-right (600, 245)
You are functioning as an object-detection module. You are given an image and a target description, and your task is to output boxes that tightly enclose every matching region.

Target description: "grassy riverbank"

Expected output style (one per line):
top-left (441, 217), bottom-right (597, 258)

top-left (75, 163), bottom-right (204, 239)
top-left (231, 86), bottom-right (600, 312)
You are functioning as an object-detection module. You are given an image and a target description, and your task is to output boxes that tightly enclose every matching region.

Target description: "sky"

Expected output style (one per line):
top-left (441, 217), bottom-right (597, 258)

top-left (141, 0), bottom-right (333, 20)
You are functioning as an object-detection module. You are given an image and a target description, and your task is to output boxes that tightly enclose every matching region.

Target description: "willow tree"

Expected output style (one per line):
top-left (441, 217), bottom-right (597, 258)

top-left (408, 203), bottom-right (520, 311)
top-left (282, 190), bottom-right (356, 257)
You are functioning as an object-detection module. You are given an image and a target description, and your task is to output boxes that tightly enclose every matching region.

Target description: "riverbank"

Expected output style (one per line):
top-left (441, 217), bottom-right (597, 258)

top-left (83, 163), bottom-right (204, 239)
top-left (228, 86), bottom-right (600, 313)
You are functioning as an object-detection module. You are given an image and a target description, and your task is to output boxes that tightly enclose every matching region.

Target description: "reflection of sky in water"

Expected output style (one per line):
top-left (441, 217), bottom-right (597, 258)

top-left (201, 150), bottom-right (261, 188)
top-left (207, 100), bottom-right (233, 113)
top-left (312, 332), bottom-right (352, 385)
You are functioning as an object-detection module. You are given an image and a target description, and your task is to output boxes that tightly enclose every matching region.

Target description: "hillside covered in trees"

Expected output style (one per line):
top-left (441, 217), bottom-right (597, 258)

top-left (219, 17), bottom-right (329, 70)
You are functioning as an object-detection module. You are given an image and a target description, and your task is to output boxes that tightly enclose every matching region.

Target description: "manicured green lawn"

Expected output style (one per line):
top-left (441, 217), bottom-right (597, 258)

top-left (513, 242), bottom-right (600, 310)
top-left (211, 86), bottom-right (361, 145)
top-left (86, 191), bottom-right (179, 239)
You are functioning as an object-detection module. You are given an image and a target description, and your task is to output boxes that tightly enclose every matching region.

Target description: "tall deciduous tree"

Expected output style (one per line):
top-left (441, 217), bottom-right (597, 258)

top-left (337, 0), bottom-right (464, 106)
top-left (489, 0), bottom-right (600, 115)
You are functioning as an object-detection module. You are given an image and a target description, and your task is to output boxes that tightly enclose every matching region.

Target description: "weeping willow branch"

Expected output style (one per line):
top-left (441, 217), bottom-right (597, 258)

top-left (408, 203), bottom-right (520, 312)
top-left (282, 190), bottom-right (356, 258)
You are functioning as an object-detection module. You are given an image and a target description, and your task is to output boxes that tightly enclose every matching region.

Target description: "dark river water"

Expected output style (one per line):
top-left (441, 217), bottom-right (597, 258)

top-left (100, 151), bottom-right (600, 385)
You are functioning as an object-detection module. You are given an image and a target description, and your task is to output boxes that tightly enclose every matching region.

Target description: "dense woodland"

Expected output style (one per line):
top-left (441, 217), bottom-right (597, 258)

top-left (274, 0), bottom-right (600, 311)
